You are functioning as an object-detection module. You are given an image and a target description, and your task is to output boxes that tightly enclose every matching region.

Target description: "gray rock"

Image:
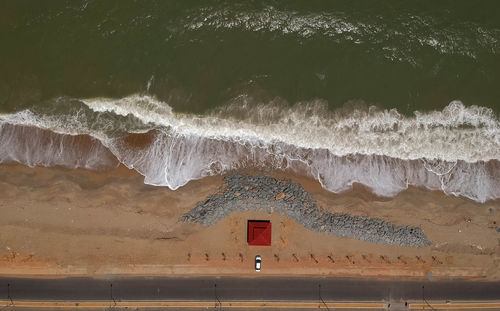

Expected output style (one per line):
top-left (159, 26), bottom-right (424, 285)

top-left (180, 173), bottom-right (431, 247)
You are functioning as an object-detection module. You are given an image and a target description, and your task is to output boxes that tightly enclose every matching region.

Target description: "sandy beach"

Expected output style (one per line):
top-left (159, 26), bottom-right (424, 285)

top-left (0, 164), bottom-right (498, 280)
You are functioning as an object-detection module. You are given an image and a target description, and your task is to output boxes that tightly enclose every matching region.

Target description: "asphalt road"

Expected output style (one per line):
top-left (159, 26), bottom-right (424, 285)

top-left (0, 276), bottom-right (499, 302)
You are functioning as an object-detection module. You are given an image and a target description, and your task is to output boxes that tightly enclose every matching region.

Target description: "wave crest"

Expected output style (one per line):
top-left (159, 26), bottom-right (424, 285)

top-left (82, 95), bottom-right (500, 162)
top-left (0, 94), bottom-right (499, 202)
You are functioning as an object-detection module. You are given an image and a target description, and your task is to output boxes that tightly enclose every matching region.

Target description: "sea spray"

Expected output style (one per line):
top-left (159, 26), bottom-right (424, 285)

top-left (0, 95), bottom-right (499, 202)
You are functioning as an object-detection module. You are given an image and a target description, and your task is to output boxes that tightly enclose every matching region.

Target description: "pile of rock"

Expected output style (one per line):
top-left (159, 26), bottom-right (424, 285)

top-left (180, 173), bottom-right (431, 247)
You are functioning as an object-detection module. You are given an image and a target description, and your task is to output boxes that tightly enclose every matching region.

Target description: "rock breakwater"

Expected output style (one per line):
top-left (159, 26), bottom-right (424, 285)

top-left (180, 174), bottom-right (431, 247)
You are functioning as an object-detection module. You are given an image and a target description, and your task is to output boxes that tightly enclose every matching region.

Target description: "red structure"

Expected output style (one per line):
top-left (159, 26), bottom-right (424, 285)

top-left (247, 220), bottom-right (272, 246)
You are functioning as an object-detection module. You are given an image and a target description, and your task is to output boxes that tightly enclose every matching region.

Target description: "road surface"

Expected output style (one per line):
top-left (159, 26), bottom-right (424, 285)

top-left (0, 276), bottom-right (499, 302)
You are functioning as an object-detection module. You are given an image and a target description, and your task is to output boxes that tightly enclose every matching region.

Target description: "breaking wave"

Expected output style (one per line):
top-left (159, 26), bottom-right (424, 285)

top-left (0, 94), bottom-right (499, 203)
top-left (184, 5), bottom-right (500, 63)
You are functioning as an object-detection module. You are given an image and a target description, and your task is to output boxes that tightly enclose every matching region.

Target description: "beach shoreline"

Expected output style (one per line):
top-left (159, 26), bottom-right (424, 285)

top-left (0, 164), bottom-right (498, 280)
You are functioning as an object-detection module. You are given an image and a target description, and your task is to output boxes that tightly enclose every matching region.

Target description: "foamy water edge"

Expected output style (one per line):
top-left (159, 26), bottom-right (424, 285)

top-left (0, 95), bottom-right (499, 203)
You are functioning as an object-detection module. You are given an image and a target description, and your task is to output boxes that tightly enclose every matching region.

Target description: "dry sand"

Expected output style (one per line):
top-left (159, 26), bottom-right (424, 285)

top-left (0, 164), bottom-right (498, 279)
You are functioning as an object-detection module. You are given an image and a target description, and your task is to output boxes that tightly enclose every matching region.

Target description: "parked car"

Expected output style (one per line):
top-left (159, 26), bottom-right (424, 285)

top-left (255, 255), bottom-right (261, 272)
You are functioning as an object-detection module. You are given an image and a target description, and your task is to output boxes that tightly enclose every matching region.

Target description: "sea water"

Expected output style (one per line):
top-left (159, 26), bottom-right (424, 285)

top-left (1, 0), bottom-right (499, 202)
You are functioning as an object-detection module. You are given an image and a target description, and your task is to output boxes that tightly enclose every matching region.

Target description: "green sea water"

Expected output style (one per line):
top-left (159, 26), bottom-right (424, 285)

top-left (1, 0), bottom-right (499, 114)
top-left (0, 0), bottom-right (499, 202)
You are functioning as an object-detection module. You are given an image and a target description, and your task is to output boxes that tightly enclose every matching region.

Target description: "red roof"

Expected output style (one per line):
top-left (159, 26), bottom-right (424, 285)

top-left (247, 220), bottom-right (272, 246)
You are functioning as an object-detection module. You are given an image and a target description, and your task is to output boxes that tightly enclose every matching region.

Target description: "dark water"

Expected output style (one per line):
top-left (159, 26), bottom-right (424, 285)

top-left (1, 0), bottom-right (500, 113)
top-left (0, 0), bottom-right (499, 202)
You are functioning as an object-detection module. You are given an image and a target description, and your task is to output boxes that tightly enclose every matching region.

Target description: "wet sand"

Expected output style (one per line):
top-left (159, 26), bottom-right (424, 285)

top-left (0, 164), bottom-right (498, 279)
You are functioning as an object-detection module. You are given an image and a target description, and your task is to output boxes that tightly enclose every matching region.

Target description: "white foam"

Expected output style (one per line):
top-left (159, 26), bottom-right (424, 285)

top-left (0, 122), bottom-right (117, 170)
top-left (1, 94), bottom-right (499, 202)
top-left (81, 94), bottom-right (500, 163)
top-left (80, 94), bottom-right (499, 202)
top-left (183, 6), bottom-right (499, 60)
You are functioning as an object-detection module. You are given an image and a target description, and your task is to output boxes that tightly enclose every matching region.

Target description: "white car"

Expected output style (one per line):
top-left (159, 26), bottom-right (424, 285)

top-left (255, 255), bottom-right (261, 272)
